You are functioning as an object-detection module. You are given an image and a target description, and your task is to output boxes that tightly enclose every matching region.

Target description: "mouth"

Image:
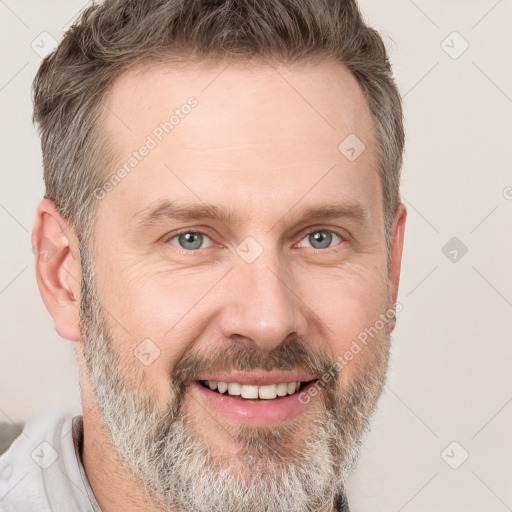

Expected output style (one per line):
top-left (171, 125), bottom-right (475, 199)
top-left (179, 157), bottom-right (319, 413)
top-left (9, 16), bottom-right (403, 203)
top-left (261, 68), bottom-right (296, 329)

top-left (191, 375), bottom-right (319, 425)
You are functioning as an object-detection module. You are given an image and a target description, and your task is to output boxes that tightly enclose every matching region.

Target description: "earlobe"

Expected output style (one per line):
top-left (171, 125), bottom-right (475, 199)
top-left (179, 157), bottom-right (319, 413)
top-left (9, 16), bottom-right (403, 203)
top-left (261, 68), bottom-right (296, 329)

top-left (387, 203), bottom-right (407, 331)
top-left (31, 198), bottom-right (82, 342)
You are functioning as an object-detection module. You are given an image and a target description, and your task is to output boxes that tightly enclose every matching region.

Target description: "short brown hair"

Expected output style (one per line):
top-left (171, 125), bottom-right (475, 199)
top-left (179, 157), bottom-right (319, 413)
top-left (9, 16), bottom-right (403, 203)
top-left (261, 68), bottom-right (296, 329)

top-left (32, 0), bottom-right (404, 250)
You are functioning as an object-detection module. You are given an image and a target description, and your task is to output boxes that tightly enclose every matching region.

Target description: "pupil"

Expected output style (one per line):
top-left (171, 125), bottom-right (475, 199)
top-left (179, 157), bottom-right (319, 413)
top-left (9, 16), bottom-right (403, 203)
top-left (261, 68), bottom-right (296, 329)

top-left (179, 232), bottom-right (202, 250)
top-left (310, 231), bottom-right (331, 249)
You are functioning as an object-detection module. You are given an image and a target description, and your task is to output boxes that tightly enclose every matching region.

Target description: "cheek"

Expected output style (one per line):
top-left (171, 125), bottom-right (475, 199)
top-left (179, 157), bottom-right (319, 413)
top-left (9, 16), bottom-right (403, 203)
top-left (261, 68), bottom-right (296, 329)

top-left (97, 265), bottom-right (225, 370)
top-left (301, 265), bottom-right (388, 360)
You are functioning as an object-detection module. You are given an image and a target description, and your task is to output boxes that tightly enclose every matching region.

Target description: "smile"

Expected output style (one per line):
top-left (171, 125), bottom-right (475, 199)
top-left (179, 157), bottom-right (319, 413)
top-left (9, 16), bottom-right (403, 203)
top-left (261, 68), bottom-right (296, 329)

top-left (199, 380), bottom-right (312, 400)
top-left (192, 373), bottom-right (319, 425)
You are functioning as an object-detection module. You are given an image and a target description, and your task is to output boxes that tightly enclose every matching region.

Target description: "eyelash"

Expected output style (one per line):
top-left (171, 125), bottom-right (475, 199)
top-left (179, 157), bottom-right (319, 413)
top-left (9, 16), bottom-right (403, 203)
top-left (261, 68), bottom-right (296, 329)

top-left (164, 227), bottom-right (346, 253)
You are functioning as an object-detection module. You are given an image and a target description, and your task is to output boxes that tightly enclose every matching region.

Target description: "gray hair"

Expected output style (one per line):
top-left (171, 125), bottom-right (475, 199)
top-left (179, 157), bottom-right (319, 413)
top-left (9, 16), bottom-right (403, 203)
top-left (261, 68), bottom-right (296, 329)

top-left (32, 0), bottom-right (404, 251)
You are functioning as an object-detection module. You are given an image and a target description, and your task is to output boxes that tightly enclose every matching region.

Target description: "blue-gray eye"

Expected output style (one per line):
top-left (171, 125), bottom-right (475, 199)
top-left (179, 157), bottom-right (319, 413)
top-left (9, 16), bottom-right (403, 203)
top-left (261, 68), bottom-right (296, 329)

top-left (299, 230), bottom-right (342, 250)
top-left (170, 232), bottom-right (212, 250)
top-left (167, 229), bottom-right (342, 251)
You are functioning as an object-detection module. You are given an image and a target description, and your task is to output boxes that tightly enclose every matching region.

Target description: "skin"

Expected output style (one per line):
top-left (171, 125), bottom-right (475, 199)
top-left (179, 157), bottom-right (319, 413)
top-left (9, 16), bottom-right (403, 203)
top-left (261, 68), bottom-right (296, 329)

top-left (32, 58), bottom-right (406, 511)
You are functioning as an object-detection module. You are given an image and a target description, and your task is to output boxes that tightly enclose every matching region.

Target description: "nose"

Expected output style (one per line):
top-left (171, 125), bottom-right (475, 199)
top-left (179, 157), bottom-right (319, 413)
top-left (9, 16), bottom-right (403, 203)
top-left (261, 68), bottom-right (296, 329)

top-left (217, 251), bottom-right (308, 352)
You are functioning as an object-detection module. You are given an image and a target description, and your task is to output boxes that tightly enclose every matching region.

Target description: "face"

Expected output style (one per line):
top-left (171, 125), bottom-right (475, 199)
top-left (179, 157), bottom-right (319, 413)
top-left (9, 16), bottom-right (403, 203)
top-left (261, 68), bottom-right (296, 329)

top-left (78, 58), bottom-right (400, 512)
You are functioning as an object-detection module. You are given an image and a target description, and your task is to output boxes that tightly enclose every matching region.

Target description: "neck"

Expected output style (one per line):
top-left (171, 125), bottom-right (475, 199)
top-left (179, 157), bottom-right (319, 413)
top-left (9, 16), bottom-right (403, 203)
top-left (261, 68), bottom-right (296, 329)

top-left (82, 401), bottom-right (166, 511)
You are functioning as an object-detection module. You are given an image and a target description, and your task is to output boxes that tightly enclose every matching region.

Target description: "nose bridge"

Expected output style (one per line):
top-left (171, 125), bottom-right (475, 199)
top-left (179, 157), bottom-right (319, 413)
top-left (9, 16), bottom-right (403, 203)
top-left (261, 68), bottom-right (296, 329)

top-left (218, 244), bottom-right (306, 351)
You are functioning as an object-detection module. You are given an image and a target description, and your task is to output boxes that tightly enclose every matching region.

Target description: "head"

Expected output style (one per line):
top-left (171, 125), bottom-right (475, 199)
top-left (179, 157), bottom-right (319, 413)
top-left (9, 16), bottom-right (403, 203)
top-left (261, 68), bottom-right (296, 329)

top-left (31, 1), bottom-right (406, 511)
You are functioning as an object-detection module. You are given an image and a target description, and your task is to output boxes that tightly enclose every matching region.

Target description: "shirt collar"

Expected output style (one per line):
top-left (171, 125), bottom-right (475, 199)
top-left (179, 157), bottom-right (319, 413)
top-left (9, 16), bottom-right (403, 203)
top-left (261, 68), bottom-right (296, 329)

top-left (72, 415), bottom-right (103, 512)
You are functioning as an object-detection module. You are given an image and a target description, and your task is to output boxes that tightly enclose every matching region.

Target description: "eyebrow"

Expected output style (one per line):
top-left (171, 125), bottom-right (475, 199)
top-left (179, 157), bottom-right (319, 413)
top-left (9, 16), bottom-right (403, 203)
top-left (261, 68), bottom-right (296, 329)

top-left (133, 199), bottom-right (367, 232)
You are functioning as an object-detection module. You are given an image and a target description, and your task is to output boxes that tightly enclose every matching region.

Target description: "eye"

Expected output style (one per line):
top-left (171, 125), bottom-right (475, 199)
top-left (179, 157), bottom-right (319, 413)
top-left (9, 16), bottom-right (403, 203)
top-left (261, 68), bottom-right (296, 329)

top-left (165, 228), bottom-right (344, 252)
top-left (167, 231), bottom-right (213, 251)
top-left (297, 229), bottom-right (343, 250)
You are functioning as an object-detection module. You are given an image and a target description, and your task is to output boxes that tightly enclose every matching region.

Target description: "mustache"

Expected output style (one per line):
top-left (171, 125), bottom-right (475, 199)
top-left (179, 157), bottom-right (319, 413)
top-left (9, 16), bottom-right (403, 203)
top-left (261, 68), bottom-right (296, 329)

top-left (169, 337), bottom-right (339, 403)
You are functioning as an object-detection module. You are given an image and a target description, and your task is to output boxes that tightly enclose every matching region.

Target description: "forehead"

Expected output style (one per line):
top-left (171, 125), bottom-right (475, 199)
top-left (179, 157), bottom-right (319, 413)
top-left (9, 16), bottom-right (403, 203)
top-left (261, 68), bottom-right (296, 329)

top-left (98, 58), bottom-right (380, 228)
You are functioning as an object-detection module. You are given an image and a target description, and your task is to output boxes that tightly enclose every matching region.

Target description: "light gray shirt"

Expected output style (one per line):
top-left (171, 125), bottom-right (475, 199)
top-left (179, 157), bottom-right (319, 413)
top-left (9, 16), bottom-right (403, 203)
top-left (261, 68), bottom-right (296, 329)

top-left (0, 408), bottom-right (101, 512)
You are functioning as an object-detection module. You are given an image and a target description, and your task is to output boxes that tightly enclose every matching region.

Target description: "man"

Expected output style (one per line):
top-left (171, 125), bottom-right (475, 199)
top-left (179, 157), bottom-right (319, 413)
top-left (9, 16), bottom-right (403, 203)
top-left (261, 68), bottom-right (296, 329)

top-left (0, 0), bottom-right (406, 510)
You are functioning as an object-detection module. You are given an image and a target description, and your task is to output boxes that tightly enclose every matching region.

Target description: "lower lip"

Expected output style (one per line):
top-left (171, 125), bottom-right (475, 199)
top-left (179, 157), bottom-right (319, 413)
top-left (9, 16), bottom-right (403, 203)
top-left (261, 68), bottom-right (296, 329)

top-left (191, 381), bottom-right (318, 426)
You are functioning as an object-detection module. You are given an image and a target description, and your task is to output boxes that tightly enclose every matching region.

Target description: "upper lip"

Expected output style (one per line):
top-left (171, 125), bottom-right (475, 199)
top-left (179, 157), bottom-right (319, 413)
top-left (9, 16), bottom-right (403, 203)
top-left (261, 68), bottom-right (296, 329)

top-left (194, 371), bottom-right (317, 386)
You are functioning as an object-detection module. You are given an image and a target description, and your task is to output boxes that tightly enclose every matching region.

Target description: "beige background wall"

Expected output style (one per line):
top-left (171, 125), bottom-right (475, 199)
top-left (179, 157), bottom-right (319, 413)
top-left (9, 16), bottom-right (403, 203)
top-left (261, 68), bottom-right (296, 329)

top-left (1, 1), bottom-right (511, 510)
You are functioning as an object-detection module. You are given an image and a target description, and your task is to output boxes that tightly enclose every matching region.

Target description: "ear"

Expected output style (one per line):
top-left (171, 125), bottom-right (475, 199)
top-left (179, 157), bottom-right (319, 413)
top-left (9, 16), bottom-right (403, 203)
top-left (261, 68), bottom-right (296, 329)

top-left (31, 198), bottom-right (82, 342)
top-left (387, 202), bottom-right (407, 332)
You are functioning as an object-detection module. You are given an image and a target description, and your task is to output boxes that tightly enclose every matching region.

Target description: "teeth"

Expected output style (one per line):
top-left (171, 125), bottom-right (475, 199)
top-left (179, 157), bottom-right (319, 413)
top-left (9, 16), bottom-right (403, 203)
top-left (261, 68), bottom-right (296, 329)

top-left (241, 385), bottom-right (259, 399)
top-left (287, 382), bottom-right (297, 394)
top-left (228, 382), bottom-right (241, 395)
top-left (276, 383), bottom-right (288, 397)
top-left (259, 384), bottom-right (277, 400)
top-left (203, 380), bottom-right (306, 399)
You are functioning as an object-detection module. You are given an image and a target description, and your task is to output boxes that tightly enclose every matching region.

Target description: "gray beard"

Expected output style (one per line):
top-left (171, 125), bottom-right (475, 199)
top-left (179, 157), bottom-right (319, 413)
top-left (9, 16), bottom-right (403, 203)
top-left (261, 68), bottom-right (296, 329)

top-left (77, 245), bottom-right (390, 512)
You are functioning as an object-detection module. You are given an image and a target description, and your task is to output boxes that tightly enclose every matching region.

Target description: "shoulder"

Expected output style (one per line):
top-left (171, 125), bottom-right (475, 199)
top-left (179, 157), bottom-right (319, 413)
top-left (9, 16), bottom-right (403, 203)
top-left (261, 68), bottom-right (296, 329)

top-left (0, 406), bottom-right (84, 512)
